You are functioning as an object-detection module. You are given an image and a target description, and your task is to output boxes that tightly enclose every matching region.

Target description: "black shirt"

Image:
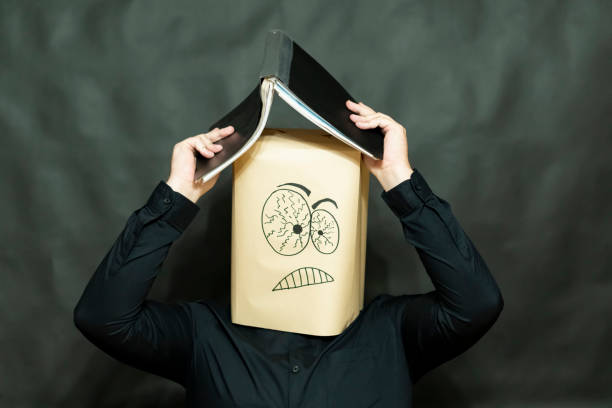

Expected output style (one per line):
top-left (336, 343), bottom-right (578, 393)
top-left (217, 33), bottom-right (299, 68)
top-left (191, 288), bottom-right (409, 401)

top-left (74, 168), bottom-right (503, 407)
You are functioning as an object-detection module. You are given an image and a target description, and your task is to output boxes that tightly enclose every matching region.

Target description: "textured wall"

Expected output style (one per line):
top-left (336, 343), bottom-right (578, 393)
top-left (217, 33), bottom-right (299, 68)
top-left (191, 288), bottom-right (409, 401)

top-left (1, 0), bottom-right (611, 406)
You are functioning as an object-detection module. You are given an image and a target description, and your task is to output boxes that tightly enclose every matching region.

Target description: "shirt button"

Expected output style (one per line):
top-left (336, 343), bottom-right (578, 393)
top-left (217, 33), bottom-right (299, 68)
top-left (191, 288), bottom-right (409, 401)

top-left (415, 184), bottom-right (422, 191)
top-left (292, 364), bottom-right (300, 373)
top-left (163, 197), bottom-right (171, 204)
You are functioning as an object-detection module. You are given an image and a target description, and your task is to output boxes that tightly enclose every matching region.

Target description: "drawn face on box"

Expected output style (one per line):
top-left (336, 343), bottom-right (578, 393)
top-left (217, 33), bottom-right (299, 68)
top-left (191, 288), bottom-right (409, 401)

top-left (261, 182), bottom-right (340, 291)
top-left (231, 128), bottom-right (367, 335)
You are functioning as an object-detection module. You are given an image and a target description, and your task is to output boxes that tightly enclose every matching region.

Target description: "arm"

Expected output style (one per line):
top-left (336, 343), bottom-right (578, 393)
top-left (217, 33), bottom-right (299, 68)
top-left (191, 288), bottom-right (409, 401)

top-left (73, 125), bottom-right (234, 386)
top-left (345, 99), bottom-right (503, 384)
top-left (380, 168), bottom-right (504, 383)
top-left (73, 181), bottom-right (200, 386)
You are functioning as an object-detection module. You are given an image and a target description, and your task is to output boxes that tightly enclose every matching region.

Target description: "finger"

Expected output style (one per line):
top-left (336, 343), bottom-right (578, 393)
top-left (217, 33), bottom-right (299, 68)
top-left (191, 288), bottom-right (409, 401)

top-left (362, 112), bottom-right (396, 121)
top-left (204, 125), bottom-right (234, 143)
top-left (349, 112), bottom-right (385, 122)
top-left (346, 99), bottom-right (370, 115)
top-left (196, 133), bottom-right (214, 148)
top-left (346, 99), bottom-right (376, 115)
top-left (355, 115), bottom-right (394, 130)
top-left (358, 112), bottom-right (398, 127)
top-left (349, 112), bottom-right (372, 121)
top-left (189, 137), bottom-right (214, 158)
top-left (208, 143), bottom-right (223, 152)
top-left (356, 115), bottom-right (392, 127)
top-left (358, 101), bottom-right (377, 114)
top-left (192, 126), bottom-right (234, 143)
top-left (195, 134), bottom-right (224, 154)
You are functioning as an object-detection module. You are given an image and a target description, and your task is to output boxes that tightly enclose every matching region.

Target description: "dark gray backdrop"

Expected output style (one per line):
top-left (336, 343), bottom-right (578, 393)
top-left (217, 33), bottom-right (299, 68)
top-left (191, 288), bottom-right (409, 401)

top-left (1, 0), bottom-right (611, 407)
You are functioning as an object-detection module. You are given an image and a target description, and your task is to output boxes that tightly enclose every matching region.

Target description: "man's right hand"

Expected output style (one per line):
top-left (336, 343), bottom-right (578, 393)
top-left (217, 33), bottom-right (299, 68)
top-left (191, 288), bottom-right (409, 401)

top-left (166, 125), bottom-right (234, 203)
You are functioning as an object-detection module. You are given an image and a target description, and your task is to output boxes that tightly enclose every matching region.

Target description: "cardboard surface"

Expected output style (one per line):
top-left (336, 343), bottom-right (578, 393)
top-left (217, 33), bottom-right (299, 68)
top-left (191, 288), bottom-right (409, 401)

top-left (231, 128), bottom-right (369, 335)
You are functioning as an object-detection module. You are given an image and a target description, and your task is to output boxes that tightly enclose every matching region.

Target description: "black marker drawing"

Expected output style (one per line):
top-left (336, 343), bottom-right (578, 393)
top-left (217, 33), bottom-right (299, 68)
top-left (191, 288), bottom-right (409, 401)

top-left (309, 209), bottom-right (339, 254)
top-left (272, 266), bottom-right (335, 291)
top-left (261, 188), bottom-right (312, 256)
top-left (260, 182), bottom-right (340, 291)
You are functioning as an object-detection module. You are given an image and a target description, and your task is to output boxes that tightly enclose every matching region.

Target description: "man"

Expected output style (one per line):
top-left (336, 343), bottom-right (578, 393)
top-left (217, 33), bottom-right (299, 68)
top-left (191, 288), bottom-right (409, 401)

top-left (74, 99), bottom-right (504, 407)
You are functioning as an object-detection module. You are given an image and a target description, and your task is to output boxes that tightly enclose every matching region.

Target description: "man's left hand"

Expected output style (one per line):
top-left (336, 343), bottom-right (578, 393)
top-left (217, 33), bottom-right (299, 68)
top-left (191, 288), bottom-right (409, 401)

top-left (346, 99), bottom-right (414, 192)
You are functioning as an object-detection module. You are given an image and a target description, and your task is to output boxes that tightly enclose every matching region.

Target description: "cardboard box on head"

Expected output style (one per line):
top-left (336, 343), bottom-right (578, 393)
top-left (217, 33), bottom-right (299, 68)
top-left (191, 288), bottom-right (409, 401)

top-left (231, 128), bottom-right (369, 336)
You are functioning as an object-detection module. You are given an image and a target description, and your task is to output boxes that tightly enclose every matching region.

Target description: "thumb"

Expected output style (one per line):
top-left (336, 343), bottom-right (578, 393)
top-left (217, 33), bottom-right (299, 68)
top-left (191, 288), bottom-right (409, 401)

top-left (362, 154), bottom-right (380, 174)
top-left (195, 172), bottom-right (220, 195)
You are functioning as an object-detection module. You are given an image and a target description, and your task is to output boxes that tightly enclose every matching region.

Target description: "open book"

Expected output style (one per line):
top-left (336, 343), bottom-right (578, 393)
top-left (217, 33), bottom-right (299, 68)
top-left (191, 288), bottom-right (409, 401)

top-left (195, 29), bottom-right (385, 183)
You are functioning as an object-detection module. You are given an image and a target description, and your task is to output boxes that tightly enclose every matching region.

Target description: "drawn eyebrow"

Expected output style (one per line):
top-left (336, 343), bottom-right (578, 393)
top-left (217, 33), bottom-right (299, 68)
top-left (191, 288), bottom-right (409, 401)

top-left (276, 182), bottom-right (337, 209)
top-left (312, 198), bottom-right (338, 210)
top-left (277, 182), bottom-right (311, 197)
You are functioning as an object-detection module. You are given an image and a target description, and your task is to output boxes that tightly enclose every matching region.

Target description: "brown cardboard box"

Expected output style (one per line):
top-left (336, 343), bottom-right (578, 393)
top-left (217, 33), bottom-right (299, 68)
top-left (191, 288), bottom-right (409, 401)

top-left (231, 128), bottom-right (369, 335)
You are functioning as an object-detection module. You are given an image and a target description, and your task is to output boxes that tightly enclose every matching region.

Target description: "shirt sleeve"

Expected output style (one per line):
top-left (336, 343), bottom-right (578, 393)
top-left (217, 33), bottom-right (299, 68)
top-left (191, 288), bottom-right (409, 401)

top-left (73, 180), bottom-right (201, 386)
top-left (379, 168), bottom-right (504, 384)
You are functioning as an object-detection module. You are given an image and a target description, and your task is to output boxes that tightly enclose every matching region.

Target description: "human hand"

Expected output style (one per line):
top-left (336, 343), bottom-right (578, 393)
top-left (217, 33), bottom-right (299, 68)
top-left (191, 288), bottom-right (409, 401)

top-left (346, 100), bottom-right (413, 192)
top-left (166, 126), bottom-right (234, 203)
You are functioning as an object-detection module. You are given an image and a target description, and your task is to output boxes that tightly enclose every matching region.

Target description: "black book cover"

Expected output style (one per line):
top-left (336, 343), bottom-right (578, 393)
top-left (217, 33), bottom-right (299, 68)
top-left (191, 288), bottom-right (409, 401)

top-left (195, 29), bottom-right (384, 182)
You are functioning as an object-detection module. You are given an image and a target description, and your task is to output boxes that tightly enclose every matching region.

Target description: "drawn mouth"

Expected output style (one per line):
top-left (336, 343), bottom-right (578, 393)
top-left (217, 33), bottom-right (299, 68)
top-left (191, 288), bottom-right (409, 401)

top-left (272, 267), bottom-right (334, 291)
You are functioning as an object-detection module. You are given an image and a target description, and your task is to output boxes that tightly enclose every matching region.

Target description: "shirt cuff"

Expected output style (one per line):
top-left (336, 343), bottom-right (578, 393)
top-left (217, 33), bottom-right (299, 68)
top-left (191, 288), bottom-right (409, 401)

top-left (144, 181), bottom-right (200, 232)
top-left (380, 168), bottom-right (434, 218)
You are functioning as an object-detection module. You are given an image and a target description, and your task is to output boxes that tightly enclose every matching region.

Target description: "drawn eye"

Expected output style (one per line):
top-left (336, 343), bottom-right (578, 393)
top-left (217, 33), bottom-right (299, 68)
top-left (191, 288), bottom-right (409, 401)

top-left (261, 189), bottom-right (311, 256)
top-left (309, 209), bottom-right (339, 254)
